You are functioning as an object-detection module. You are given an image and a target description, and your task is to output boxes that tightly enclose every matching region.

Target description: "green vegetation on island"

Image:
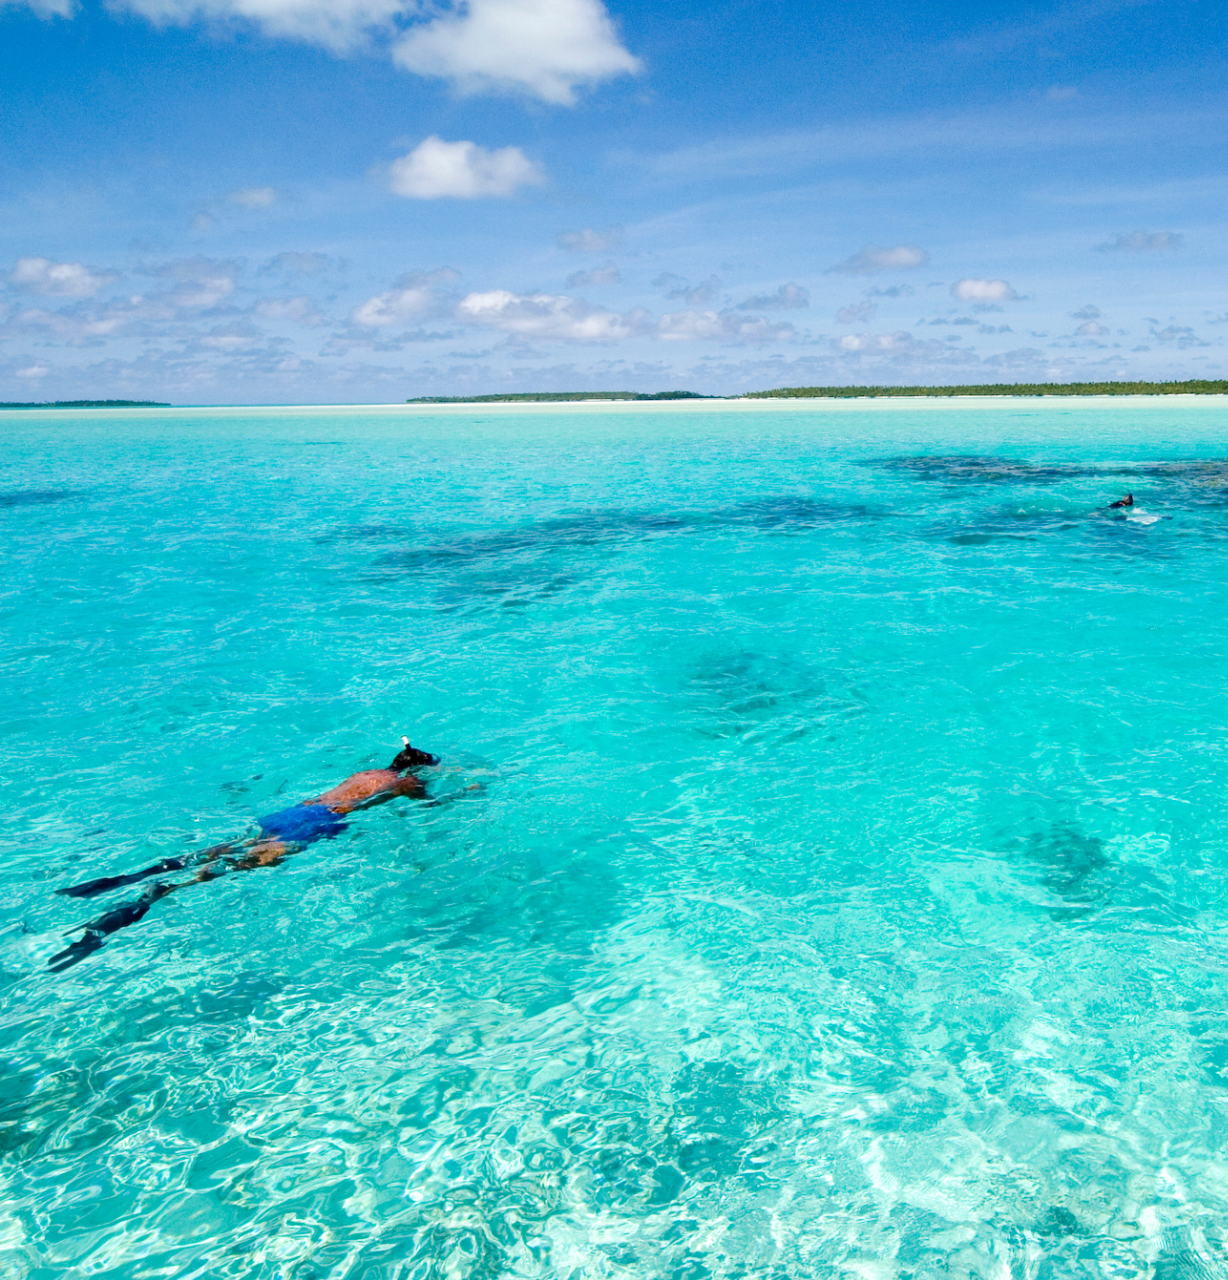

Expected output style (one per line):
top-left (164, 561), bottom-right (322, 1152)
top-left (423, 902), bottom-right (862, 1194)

top-left (0, 400), bottom-right (171, 409)
top-left (742, 380), bottom-right (1228, 399)
top-left (407, 380), bottom-right (1228, 405)
top-left (405, 390), bottom-right (711, 404)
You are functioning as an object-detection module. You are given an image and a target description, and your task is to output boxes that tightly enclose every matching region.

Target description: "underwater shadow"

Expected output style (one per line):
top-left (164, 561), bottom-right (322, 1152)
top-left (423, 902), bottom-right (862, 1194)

top-left (926, 505), bottom-right (1176, 559)
top-left (1004, 822), bottom-right (1188, 928)
top-left (873, 454), bottom-right (1228, 511)
top-left (871, 456), bottom-right (1099, 486)
top-left (679, 648), bottom-right (868, 745)
top-left (353, 496), bottom-right (884, 608)
top-left (0, 489), bottom-right (78, 508)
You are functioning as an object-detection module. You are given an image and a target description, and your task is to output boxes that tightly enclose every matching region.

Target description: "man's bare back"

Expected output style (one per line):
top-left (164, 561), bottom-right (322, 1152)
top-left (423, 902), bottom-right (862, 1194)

top-left (309, 767), bottom-right (424, 812)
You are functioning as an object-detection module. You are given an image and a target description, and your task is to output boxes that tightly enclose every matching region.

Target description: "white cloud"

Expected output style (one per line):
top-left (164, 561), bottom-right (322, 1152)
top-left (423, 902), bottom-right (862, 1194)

top-left (9, 257), bottom-right (117, 297)
top-left (1071, 304), bottom-right (1100, 320)
top-left (1074, 320), bottom-right (1109, 336)
top-left (951, 278), bottom-right (1018, 302)
top-left (657, 310), bottom-right (795, 346)
top-left (1150, 323), bottom-right (1206, 348)
top-left (836, 300), bottom-right (877, 324)
top-left (167, 273), bottom-right (235, 309)
top-left (567, 263), bottom-right (621, 287)
top-left (393, 0), bottom-right (640, 104)
top-left (256, 295), bottom-right (325, 325)
top-left (738, 282), bottom-right (809, 311)
top-left (456, 289), bottom-right (647, 343)
top-left (1096, 230), bottom-right (1184, 252)
top-left (195, 322), bottom-right (268, 352)
top-left (14, 361), bottom-right (52, 380)
top-left (388, 137), bottom-right (543, 199)
top-left (666, 276), bottom-right (720, 306)
top-left (109, 0), bottom-right (406, 53)
top-left (836, 331), bottom-right (920, 352)
top-left (144, 257), bottom-right (240, 311)
top-left (351, 270), bottom-right (458, 326)
top-left (1, 0), bottom-right (72, 16)
top-left (828, 244), bottom-right (929, 275)
top-left (228, 186), bottom-right (279, 208)
top-left (261, 251), bottom-right (336, 276)
top-left (10, 307), bottom-right (128, 343)
top-left (557, 225), bottom-right (623, 252)
top-left (2, 257), bottom-right (247, 348)
top-left (19, 0), bottom-right (636, 102)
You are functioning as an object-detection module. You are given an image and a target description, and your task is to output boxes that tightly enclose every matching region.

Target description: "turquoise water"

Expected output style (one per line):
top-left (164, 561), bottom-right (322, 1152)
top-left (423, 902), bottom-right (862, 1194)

top-left (3, 399), bottom-right (1228, 1279)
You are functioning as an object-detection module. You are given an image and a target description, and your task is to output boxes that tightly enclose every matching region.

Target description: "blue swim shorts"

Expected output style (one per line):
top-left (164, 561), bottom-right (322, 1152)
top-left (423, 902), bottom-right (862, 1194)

top-left (258, 803), bottom-right (348, 845)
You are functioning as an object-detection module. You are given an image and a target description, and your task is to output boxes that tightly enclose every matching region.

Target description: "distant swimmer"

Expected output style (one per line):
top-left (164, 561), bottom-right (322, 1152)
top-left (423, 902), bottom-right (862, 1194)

top-left (48, 736), bottom-right (441, 972)
top-left (1107, 493), bottom-right (1134, 509)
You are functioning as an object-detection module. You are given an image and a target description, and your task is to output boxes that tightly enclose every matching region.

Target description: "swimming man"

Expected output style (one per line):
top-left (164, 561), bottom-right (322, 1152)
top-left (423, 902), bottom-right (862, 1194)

top-left (48, 736), bottom-right (440, 971)
top-left (1108, 493), bottom-right (1134, 509)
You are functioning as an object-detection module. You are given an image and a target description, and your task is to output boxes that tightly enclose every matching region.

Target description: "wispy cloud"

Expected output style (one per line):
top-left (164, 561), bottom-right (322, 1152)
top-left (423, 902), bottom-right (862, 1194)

top-left (255, 295), bottom-right (326, 325)
top-left (152, 257), bottom-right (240, 310)
top-left (828, 244), bottom-right (928, 276)
top-left (835, 330), bottom-right (931, 353)
top-left (737, 282), bottom-right (809, 311)
top-left (227, 186), bottom-right (280, 208)
top-left (657, 310), bottom-right (795, 346)
top-left (638, 104), bottom-right (1226, 188)
top-left (557, 225), bottom-right (623, 252)
top-left (835, 300), bottom-right (876, 324)
top-left (665, 276), bottom-right (721, 306)
top-left (8, 306), bottom-right (128, 344)
top-left (8, 257), bottom-right (118, 298)
top-left (567, 263), bottom-right (621, 287)
top-left (1096, 230), bottom-right (1184, 252)
top-left (1, 255), bottom-right (245, 348)
top-left (260, 251), bottom-right (339, 277)
top-left (1150, 323), bottom-right (1207, 348)
top-left (457, 288), bottom-right (649, 343)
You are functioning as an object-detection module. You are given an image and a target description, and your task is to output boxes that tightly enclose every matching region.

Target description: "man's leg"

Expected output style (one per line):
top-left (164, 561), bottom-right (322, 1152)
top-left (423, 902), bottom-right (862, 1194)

top-left (48, 881), bottom-right (175, 972)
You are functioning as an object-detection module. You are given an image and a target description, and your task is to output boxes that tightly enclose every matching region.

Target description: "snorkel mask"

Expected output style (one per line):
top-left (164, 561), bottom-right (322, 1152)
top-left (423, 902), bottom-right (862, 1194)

top-left (390, 735), bottom-right (441, 770)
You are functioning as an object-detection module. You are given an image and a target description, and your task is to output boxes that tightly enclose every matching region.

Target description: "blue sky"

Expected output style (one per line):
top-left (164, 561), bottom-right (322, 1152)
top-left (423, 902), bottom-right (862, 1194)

top-left (1, 0), bottom-right (1226, 402)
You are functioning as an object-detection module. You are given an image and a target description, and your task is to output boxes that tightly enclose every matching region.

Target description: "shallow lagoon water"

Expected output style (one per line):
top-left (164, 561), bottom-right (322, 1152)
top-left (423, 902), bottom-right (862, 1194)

top-left (3, 398), bottom-right (1228, 1278)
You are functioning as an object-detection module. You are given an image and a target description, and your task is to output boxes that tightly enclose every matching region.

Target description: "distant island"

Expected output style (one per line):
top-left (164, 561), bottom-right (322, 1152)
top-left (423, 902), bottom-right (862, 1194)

top-left (742, 380), bottom-right (1228, 399)
top-left (407, 381), bottom-right (1228, 404)
top-left (0, 400), bottom-right (171, 409)
top-left (406, 391), bottom-right (711, 404)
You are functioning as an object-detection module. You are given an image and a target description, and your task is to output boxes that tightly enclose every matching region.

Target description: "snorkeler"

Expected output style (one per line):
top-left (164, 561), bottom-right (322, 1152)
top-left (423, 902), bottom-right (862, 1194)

top-left (48, 737), bottom-right (440, 972)
top-left (1108, 493), bottom-right (1134, 509)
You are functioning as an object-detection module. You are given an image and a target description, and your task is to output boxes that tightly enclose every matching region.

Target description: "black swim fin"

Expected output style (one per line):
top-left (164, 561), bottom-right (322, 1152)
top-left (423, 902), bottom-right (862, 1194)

top-left (47, 881), bottom-right (174, 972)
top-left (56, 856), bottom-right (190, 898)
top-left (46, 931), bottom-right (105, 972)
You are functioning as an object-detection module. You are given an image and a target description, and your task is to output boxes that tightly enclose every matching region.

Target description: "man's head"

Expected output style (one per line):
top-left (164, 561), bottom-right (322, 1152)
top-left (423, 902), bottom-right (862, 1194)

top-left (391, 736), bottom-right (441, 771)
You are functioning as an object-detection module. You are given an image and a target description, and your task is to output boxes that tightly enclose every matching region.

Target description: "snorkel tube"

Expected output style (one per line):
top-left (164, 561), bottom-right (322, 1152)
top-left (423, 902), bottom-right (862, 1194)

top-left (390, 735), bottom-right (441, 771)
